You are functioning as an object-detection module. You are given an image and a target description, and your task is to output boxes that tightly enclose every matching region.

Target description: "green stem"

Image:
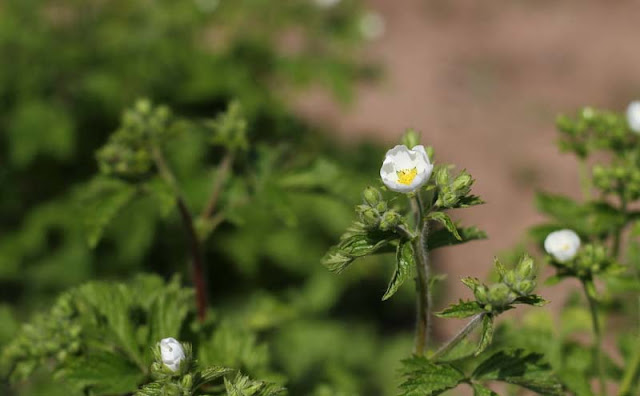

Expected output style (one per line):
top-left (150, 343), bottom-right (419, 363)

top-left (612, 196), bottom-right (628, 259)
top-left (618, 336), bottom-right (640, 396)
top-left (151, 145), bottom-right (208, 322)
top-left (583, 281), bottom-right (606, 396)
top-left (578, 158), bottom-right (592, 201)
top-left (412, 194), bottom-right (431, 355)
top-left (431, 313), bottom-right (485, 361)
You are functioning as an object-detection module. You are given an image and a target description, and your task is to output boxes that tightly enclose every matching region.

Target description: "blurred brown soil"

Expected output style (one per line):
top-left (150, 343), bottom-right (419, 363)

top-left (295, 0), bottom-right (640, 337)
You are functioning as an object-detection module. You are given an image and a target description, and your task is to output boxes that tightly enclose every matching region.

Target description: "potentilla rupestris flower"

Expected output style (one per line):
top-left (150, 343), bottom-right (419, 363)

top-left (380, 145), bottom-right (433, 193)
top-left (159, 337), bottom-right (186, 372)
top-left (544, 229), bottom-right (580, 262)
top-left (626, 101), bottom-right (640, 133)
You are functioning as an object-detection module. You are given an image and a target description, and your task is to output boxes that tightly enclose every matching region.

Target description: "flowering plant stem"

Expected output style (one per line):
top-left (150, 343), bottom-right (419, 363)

top-left (412, 194), bottom-right (431, 355)
top-left (618, 336), bottom-right (640, 396)
top-left (151, 144), bottom-right (208, 322)
top-left (430, 313), bottom-right (485, 361)
top-left (582, 280), bottom-right (606, 396)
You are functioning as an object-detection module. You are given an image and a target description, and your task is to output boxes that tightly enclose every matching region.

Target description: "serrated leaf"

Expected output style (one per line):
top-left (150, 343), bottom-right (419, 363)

top-left (224, 373), bottom-right (286, 396)
top-left (514, 295), bottom-right (549, 307)
top-left (81, 177), bottom-right (137, 248)
top-left (472, 349), bottom-right (563, 396)
top-left (436, 300), bottom-right (485, 319)
top-left (195, 366), bottom-right (235, 388)
top-left (382, 241), bottom-right (414, 300)
top-left (399, 356), bottom-right (466, 396)
top-left (145, 177), bottom-right (176, 217)
top-left (427, 212), bottom-right (462, 240)
top-left (474, 315), bottom-right (494, 356)
top-left (427, 225), bottom-right (487, 251)
top-left (61, 350), bottom-right (143, 395)
top-left (461, 277), bottom-right (481, 292)
top-left (472, 383), bottom-right (498, 396)
top-left (456, 195), bottom-right (485, 208)
top-left (322, 224), bottom-right (395, 273)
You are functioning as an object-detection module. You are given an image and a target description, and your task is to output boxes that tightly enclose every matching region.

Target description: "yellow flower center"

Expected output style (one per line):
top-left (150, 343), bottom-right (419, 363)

top-left (396, 168), bottom-right (418, 185)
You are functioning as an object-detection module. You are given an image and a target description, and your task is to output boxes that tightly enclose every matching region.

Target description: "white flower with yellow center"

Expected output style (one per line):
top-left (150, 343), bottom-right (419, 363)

top-left (626, 101), bottom-right (640, 133)
top-left (380, 145), bottom-right (433, 193)
top-left (544, 229), bottom-right (580, 262)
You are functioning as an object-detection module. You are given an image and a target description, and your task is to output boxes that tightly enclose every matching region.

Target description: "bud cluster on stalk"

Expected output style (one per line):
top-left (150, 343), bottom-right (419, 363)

top-left (96, 99), bottom-right (171, 178)
top-left (434, 167), bottom-right (474, 209)
top-left (551, 243), bottom-right (618, 279)
top-left (357, 186), bottom-right (402, 231)
top-left (592, 156), bottom-right (640, 201)
top-left (464, 256), bottom-right (538, 312)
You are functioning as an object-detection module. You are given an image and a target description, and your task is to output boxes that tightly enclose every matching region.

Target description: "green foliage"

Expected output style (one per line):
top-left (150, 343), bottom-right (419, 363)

top-left (399, 357), bottom-right (465, 396)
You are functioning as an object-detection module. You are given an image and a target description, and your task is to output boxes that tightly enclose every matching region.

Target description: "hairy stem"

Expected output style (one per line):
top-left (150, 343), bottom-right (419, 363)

top-left (152, 145), bottom-right (208, 321)
top-left (618, 336), bottom-right (640, 396)
top-left (583, 281), bottom-right (606, 396)
top-left (412, 194), bottom-right (431, 355)
top-left (201, 152), bottom-right (234, 222)
top-left (431, 313), bottom-right (485, 361)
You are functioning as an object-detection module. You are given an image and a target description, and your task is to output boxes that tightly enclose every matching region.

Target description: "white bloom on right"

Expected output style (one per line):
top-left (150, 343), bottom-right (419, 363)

top-left (544, 229), bottom-right (581, 262)
top-left (359, 11), bottom-right (385, 40)
top-left (313, 0), bottom-right (341, 8)
top-left (380, 144), bottom-right (433, 193)
top-left (626, 101), bottom-right (640, 133)
top-left (159, 337), bottom-right (185, 372)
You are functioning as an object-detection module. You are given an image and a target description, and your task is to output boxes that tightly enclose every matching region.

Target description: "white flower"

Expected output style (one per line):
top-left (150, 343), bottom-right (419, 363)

top-left (313, 0), bottom-right (341, 8)
top-left (380, 145), bottom-right (433, 193)
top-left (159, 337), bottom-right (185, 372)
top-left (626, 101), bottom-right (640, 133)
top-left (544, 229), bottom-right (580, 262)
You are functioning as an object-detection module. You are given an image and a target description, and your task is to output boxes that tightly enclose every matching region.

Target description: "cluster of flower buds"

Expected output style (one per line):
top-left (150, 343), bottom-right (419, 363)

top-left (434, 167), bottom-right (474, 208)
top-left (357, 186), bottom-right (402, 231)
top-left (544, 229), bottom-right (617, 278)
top-left (592, 158), bottom-right (640, 201)
top-left (96, 99), bottom-right (171, 178)
top-left (465, 255), bottom-right (538, 312)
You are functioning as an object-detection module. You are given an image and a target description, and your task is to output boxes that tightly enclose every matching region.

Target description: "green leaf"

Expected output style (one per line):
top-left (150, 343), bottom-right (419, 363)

top-left (436, 300), bottom-right (485, 319)
top-left (61, 350), bottom-right (143, 395)
top-left (534, 192), bottom-right (625, 237)
top-left (474, 315), bottom-right (494, 356)
top-left (427, 212), bottom-right (462, 240)
top-left (81, 177), bottom-right (137, 248)
top-left (399, 356), bottom-right (466, 396)
top-left (455, 195), bottom-right (485, 208)
top-left (195, 366), bottom-right (235, 388)
top-left (472, 383), bottom-right (498, 396)
top-left (472, 349), bottom-right (563, 396)
top-left (322, 224), bottom-right (395, 273)
top-left (514, 295), bottom-right (549, 307)
top-left (382, 241), bottom-right (414, 301)
top-left (224, 373), bottom-right (286, 396)
top-left (428, 226), bottom-right (487, 251)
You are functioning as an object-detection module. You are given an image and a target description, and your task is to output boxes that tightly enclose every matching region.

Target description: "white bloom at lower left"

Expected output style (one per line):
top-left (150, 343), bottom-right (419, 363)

top-left (159, 337), bottom-right (186, 372)
top-left (380, 145), bottom-right (433, 193)
top-left (626, 101), bottom-right (640, 133)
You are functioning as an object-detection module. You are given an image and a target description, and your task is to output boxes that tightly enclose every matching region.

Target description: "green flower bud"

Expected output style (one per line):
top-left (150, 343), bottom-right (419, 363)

top-left (473, 285), bottom-right (489, 305)
top-left (503, 271), bottom-right (517, 287)
top-left (380, 211), bottom-right (401, 231)
top-left (401, 129), bottom-right (420, 148)
top-left (435, 167), bottom-right (450, 187)
top-left (360, 208), bottom-right (380, 227)
top-left (516, 255), bottom-right (536, 280)
top-left (363, 187), bottom-right (382, 207)
top-left (487, 283), bottom-right (515, 308)
top-left (440, 191), bottom-right (458, 208)
top-left (375, 201), bottom-right (388, 213)
top-left (514, 279), bottom-right (536, 296)
top-left (181, 374), bottom-right (193, 390)
top-left (451, 171), bottom-right (473, 192)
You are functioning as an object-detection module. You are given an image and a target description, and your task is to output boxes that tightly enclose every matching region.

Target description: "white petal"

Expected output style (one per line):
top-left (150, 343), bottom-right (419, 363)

top-left (627, 101), bottom-right (640, 133)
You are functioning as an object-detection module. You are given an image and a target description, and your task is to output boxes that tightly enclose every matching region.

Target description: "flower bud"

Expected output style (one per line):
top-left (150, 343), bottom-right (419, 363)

top-left (452, 172), bottom-right (473, 193)
top-left (363, 187), bottom-right (382, 207)
top-left (380, 210), bottom-right (401, 231)
top-left (375, 201), bottom-right (388, 213)
top-left (473, 285), bottom-right (489, 305)
top-left (435, 167), bottom-right (450, 187)
top-left (503, 271), bottom-right (517, 287)
top-left (516, 255), bottom-right (536, 280)
top-left (359, 208), bottom-right (380, 228)
top-left (544, 229), bottom-right (580, 263)
top-left (181, 374), bottom-right (193, 390)
top-left (627, 100), bottom-right (640, 133)
top-left (159, 337), bottom-right (185, 372)
top-left (514, 280), bottom-right (536, 296)
top-left (487, 283), bottom-right (515, 308)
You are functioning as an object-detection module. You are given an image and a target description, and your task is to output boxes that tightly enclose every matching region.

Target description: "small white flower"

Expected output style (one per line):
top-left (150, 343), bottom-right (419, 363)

top-left (544, 229), bottom-right (580, 262)
top-left (313, 0), bottom-right (341, 8)
top-left (626, 101), bottom-right (640, 133)
top-left (359, 11), bottom-right (385, 40)
top-left (380, 145), bottom-right (433, 193)
top-left (159, 337), bottom-right (185, 372)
